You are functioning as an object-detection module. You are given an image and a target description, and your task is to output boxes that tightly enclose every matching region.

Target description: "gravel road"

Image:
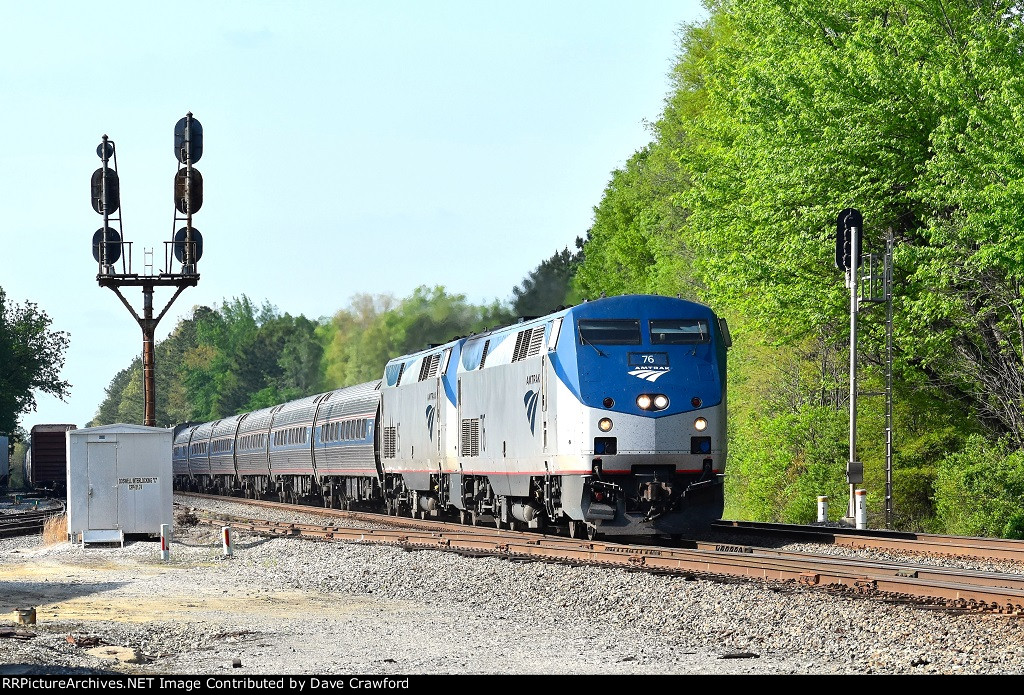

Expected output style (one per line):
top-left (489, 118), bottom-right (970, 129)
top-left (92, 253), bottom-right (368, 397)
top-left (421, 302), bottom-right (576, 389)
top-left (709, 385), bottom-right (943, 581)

top-left (0, 495), bottom-right (1022, 676)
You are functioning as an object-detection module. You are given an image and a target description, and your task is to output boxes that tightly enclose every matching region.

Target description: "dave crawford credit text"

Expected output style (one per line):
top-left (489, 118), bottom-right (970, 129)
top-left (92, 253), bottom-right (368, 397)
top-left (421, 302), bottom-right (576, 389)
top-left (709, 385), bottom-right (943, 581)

top-left (2, 677), bottom-right (412, 690)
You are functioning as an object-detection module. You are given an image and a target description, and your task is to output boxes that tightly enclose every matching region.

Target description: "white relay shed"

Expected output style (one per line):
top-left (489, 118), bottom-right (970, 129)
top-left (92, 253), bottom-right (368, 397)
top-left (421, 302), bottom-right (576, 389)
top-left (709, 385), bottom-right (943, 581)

top-left (67, 423), bottom-right (173, 545)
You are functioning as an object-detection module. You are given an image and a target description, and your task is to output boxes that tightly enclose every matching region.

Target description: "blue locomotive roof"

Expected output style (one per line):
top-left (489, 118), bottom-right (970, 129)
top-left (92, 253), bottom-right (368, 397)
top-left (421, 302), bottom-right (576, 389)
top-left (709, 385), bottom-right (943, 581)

top-left (552, 295), bottom-right (725, 416)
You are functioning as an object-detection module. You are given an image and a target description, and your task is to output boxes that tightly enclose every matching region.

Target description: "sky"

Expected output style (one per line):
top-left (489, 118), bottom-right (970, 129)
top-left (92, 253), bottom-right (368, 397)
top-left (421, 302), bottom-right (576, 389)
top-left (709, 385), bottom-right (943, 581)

top-left (2, 1), bottom-right (707, 432)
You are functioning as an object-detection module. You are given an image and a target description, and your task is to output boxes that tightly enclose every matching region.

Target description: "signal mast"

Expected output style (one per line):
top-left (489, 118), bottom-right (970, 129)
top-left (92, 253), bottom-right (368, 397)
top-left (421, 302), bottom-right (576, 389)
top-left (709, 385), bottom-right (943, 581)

top-left (90, 113), bottom-right (205, 427)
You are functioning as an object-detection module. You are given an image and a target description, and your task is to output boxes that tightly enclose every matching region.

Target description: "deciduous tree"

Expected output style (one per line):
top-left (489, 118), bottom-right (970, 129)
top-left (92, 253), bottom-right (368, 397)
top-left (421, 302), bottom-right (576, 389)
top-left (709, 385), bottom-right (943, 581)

top-left (0, 288), bottom-right (70, 435)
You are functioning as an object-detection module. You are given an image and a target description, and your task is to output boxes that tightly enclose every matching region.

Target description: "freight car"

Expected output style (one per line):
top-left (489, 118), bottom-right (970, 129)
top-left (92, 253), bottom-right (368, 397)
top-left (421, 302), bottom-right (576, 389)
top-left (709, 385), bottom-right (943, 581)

top-left (174, 294), bottom-right (730, 538)
top-left (25, 424), bottom-right (77, 494)
top-left (0, 435), bottom-right (8, 488)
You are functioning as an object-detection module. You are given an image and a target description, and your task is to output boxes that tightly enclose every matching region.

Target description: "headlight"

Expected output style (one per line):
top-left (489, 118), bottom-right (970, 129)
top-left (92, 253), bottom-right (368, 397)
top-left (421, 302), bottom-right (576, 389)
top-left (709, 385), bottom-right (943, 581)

top-left (598, 418), bottom-right (613, 432)
top-left (694, 417), bottom-right (708, 431)
top-left (637, 394), bottom-right (669, 411)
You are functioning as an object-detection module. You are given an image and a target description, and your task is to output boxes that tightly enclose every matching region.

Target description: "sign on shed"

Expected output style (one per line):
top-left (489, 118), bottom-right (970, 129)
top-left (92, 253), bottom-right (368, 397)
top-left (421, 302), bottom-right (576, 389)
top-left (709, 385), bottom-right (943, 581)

top-left (67, 423), bottom-right (173, 546)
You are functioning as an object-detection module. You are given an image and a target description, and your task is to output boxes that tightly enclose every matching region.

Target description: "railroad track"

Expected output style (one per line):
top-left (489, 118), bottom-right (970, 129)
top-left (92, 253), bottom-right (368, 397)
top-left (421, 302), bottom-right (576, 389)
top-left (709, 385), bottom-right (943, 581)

top-left (177, 492), bottom-right (1024, 614)
top-left (0, 503), bottom-right (65, 538)
top-left (712, 519), bottom-right (1024, 563)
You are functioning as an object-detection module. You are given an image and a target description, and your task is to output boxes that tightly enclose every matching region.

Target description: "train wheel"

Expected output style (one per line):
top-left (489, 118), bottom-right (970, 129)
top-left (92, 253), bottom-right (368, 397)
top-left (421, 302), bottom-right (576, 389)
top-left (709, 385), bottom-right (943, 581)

top-left (459, 509), bottom-right (468, 525)
top-left (568, 521), bottom-right (583, 539)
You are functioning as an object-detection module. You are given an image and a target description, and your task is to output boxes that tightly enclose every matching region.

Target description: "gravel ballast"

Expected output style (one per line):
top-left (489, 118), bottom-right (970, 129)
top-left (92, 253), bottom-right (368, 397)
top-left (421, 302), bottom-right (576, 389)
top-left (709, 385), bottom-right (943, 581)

top-left (0, 495), bottom-right (1022, 676)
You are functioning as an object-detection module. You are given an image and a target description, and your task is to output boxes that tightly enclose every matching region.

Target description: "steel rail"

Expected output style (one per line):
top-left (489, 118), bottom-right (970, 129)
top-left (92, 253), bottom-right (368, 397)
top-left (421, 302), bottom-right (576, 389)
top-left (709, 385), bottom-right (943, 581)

top-left (693, 542), bottom-right (1024, 592)
top-left (0, 504), bottom-right (66, 538)
top-left (712, 520), bottom-right (1024, 563)
top-left (177, 491), bottom-right (468, 532)
top-left (184, 502), bottom-right (1024, 614)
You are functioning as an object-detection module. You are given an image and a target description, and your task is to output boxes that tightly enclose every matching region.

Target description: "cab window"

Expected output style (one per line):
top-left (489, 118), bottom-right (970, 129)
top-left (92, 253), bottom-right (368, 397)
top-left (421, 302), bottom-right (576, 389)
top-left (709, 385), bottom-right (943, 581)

top-left (578, 319), bottom-right (641, 345)
top-left (649, 319), bottom-right (710, 344)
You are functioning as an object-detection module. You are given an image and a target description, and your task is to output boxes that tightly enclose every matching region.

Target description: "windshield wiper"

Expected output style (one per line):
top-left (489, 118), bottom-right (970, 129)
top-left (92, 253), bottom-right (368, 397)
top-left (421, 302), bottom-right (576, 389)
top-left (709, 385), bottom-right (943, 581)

top-left (579, 332), bottom-right (607, 357)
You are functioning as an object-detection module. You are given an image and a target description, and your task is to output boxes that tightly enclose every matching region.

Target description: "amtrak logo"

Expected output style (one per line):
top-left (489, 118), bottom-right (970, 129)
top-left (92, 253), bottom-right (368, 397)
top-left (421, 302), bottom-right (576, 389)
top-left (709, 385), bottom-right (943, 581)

top-left (523, 390), bottom-right (539, 435)
top-left (628, 367), bottom-right (670, 382)
top-left (425, 404), bottom-right (435, 440)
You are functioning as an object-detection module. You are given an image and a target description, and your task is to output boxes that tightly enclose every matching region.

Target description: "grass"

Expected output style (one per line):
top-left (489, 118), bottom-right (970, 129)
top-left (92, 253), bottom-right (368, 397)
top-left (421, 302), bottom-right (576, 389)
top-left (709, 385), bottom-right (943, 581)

top-left (41, 513), bottom-right (67, 545)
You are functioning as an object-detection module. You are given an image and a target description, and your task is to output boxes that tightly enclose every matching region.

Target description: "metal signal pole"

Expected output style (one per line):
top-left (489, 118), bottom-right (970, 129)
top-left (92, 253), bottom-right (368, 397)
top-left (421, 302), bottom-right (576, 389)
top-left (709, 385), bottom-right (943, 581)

top-left (91, 114), bottom-right (205, 427)
top-left (884, 227), bottom-right (894, 529)
top-left (848, 226), bottom-right (859, 519)
top-left (836, 209), bottom-right (864, 523)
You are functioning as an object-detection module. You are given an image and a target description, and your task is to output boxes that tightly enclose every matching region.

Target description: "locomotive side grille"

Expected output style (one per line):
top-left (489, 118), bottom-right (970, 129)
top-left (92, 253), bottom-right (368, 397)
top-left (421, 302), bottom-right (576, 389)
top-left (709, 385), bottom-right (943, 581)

top-left (526, 326), bottom-right (545, 357)
top-left (382, 427), bottom-right (397, 458)
top-left (512, 330), bottom-right (530, 362)
top-left (460, 418), bottom-right (480, 456)
top-left (418, 353), bottom-right (440, 381)
top-left (479, 340), bottom-right (491, 368)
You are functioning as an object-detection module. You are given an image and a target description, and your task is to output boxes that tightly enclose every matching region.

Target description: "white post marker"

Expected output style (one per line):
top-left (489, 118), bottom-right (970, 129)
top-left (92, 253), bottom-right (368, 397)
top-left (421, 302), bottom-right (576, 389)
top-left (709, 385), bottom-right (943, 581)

top-left (160, 523), bottom-right (171, 561)
top-left (223, 526), bottom-right (234, 556)
top-left (855, 489), bottom-right (868, 529)
top-left (817, 496), bottom-right (828, 523)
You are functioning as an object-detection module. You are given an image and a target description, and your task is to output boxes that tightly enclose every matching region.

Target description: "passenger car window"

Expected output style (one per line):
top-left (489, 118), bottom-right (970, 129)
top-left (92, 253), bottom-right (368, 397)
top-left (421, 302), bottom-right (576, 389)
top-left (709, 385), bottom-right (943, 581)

top-left (649, 319), bottom-right (710, 344)
top-left (578, 319), bottom-right (641, 345)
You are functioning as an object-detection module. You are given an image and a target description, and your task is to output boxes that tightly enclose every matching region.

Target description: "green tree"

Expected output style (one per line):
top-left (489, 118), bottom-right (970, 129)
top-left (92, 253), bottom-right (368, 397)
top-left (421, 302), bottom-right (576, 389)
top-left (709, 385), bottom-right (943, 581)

top-left (0, 288), bottom-right (71, 435)
top-left (933, 436), bottom-right (1024, 539)
top-left (575, 145), bottom-right (694, 299)
top-left (320, 294), bottom-right (395, 388)
top-left (677, 1), bottom-right (1024, 441)
top-left (320, 287), bottom-right (514, 389)
top-left (116, 369), bottom-right (145, 424)
top-left (180, 298), bottom-right (331, 421)
top-left (91, 366), bottom-right (134, 426)
top-left (512, 242), bottom-right (584, 318)
top-left (93, 297), bottom-right (329, 426)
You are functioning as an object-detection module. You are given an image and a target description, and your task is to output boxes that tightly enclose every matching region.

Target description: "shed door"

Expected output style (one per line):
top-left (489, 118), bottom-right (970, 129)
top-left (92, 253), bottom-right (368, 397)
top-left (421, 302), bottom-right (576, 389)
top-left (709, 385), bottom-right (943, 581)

top-left (87, 441), bottom-right (118, 529)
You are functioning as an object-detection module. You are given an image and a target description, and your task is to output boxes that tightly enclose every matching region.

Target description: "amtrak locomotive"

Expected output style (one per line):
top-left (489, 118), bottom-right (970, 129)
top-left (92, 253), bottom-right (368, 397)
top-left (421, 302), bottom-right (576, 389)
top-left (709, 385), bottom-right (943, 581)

top-left (174, 294), bottom-right (730, 538)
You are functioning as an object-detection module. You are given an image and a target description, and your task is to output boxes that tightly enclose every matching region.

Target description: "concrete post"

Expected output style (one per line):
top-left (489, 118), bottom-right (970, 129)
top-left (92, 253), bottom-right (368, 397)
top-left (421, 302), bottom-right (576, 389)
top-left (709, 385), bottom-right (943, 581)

top-left (160, 523), bottom-right (171, 561)
top-left (855, 489), bottom-right (868, 529)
